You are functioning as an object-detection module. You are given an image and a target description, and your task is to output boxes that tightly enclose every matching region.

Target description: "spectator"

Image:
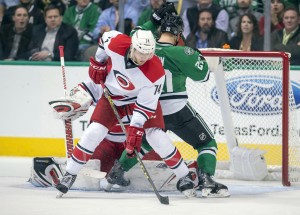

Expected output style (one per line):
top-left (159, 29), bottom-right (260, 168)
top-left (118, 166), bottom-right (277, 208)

top-left (137, 0), bottom-right (164, 26)
top-left (92, 0), bottom-right (138, 41)
top-left (0, 6), bottom-right (32, 60)
top-left (229, 13), bottom-right (263, 51)
top-left (271, 7), bottom-right (300, 65)
top-left (95, 0), bottom-right (112, 10)
top-left (35, 0), bottom-right (67, 15)
top-left (219, 0), bottom-right (238, 19)
top-left (0, 0), bottom-right (20, 26)
top-left (253, 0), bottom-right (264, 13)
top-left (28, 4), bottom-right (78, 61)
top-left (185, 8), bottom-right (228, 48)
top-left (63, 0), bottom-right (100, 55)
top-left (219, 0), bottom-right (264, 19)
top-left (286, 0), bottom-right (300, 8)
top-left (182, 0), bottom-right (229, 38)
top-left (62, 0), bottom-right (77, 7)
top-left (126, 0), bottom-right (149, 18)
top-left (229, 0), bottom-right (263, 38)
top-left (178, 0), bottom-right (198, 16)
top-left (19, 0), bottom-right (45, 26)
top-left (259, 0), bottom-right (285, 35)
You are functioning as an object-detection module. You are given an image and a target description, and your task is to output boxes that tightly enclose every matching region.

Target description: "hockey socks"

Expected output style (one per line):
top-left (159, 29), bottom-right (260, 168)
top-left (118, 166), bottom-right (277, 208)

top-left (196, 139), bottom-right (217, 176)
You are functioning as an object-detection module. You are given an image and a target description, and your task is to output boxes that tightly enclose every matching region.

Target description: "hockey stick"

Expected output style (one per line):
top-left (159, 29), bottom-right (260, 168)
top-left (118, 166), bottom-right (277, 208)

top-left (100, 82), bottom-right (169, 205)
top-left (58, 46), bottom-right (106, 179)
top-left (59, 46), bottom-right (74, 158)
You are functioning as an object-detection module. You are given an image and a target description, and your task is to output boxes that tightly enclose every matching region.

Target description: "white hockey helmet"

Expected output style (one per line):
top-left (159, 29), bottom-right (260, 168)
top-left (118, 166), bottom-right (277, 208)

top-left (131, 29), bottom-right (155, 55)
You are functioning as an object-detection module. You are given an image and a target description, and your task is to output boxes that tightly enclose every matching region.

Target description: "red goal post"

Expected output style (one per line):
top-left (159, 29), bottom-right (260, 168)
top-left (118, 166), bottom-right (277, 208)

top-left (168, 49), bottom-right (300, 186)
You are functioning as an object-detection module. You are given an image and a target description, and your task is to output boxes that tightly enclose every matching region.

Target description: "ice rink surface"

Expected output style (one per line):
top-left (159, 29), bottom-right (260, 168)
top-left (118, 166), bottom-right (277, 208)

top-left (1, 157), bottom-right (300, 215)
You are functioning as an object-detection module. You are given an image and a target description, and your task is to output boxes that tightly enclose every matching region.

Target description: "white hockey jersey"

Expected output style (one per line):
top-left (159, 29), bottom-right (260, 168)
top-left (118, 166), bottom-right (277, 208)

top-left (95, 30), bottom-right (165, 126)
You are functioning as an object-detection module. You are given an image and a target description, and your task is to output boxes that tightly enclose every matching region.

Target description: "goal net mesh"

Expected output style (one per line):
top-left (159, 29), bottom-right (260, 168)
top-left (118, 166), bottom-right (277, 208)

top-left (167, 51), bottom-right (300, 184)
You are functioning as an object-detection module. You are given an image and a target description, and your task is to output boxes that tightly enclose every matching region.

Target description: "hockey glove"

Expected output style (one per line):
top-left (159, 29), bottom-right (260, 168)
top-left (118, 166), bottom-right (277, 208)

top-left (151, 2), bottom-right (177, 25)
top-left (49, 84), bottom-right (93, 121)
top-left (89, 57), bottom-right (108, 84)
top-left (124, 126), bottom-right (144, 157)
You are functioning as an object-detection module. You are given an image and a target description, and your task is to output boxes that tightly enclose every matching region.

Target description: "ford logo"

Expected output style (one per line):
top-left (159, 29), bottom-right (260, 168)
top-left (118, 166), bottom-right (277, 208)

top-left (211, 76), bottom-right (300, 115)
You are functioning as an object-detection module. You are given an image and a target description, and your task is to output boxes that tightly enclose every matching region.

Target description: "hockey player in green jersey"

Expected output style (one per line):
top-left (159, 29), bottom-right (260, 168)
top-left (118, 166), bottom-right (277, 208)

top-left (106, 6), bottom-right (230, 198)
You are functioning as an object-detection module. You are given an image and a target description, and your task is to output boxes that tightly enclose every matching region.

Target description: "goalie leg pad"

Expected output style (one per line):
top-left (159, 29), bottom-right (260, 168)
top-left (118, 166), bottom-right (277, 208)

top-left (29, 157), bottom-right (63, 187)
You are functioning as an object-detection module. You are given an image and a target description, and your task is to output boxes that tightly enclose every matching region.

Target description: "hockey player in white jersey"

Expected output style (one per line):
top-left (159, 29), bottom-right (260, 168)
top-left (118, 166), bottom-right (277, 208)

top-left (55, 29), bottom-right (196, 197)
top-left (90, 4), bottom-right (229, 197)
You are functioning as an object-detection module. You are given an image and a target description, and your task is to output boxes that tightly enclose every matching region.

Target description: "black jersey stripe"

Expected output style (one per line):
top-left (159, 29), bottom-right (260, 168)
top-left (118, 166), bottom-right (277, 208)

top-left (71, 155), bottom-right (86, 165)
top-left (159, 95), bottom-right (188, 100)
top-left (135, 101), bottom-right (155, 112)
top-left (76, 143), bottom-right (94, 155)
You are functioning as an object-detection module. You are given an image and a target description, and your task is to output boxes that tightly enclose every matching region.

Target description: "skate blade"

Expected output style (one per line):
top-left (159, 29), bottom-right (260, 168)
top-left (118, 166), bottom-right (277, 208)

top-left (201, 188), bottom-right (230, 198)
top-left (182, 188), bottom-right (197, 198)
top-left (56, 191), bottom-right (64, 198)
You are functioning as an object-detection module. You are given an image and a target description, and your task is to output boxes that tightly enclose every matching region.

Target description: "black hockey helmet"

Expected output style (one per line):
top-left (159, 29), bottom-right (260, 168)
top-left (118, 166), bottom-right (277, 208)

top-left (160, 14), bottom-right (184, 36)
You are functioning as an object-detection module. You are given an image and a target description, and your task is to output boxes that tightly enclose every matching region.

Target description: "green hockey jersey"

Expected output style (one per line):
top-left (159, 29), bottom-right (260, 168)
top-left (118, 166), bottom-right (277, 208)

top-left (133, 21), bottom-right (209, 115)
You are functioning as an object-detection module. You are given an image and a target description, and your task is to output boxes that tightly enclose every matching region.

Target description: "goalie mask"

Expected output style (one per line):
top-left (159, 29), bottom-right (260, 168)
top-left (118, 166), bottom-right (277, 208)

top-left (130, 30), bottom-right (156, 65)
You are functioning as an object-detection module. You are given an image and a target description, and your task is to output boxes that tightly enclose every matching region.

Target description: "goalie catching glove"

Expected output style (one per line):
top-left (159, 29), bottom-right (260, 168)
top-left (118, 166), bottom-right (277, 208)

top-left (49, 84), bottom-right (93, 121)
top-left (124, 126), bottom-right (144, 157)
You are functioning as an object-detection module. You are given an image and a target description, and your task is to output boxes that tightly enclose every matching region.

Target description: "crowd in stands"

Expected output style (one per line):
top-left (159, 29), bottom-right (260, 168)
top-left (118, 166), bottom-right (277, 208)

top-left (0, 0), bottom-right (299, 64)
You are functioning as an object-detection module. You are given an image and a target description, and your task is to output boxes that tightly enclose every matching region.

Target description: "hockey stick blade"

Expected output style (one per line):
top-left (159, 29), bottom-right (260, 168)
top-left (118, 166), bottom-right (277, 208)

top-left (53, 158), bottom-right (106, 179)
top-left (79, 168), bottom-right (106, 179)
top-left (159, 195), bottom-right (169, 205)
top-left (135, 150), bottom-right (169, 205)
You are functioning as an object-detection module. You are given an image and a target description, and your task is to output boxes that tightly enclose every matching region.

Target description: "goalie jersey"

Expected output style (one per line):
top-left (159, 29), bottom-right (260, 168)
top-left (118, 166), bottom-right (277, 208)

top-left (95, 30), bottom-right (165, 122)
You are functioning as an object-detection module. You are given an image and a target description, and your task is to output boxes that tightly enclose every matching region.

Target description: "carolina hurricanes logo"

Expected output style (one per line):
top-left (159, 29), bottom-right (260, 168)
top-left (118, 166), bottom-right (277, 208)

top-left (113, 70), bottom-right (135, 90)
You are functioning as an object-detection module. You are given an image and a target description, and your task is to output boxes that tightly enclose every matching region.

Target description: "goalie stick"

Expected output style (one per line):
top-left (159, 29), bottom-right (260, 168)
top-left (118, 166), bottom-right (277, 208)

top-left (59, 46), bottom-right (74, 158)
top-left (100, 81), bottom-right (169, 205)
top-left (57, 46), bottom-right (106, 180)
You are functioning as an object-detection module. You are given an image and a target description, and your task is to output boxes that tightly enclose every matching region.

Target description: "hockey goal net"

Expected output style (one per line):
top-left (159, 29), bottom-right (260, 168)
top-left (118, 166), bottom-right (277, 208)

top-left (168, 49), bottom-right (300, 186)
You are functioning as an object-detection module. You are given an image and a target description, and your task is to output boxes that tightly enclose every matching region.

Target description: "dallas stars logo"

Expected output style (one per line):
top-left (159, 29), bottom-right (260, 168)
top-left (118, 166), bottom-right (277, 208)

top-left (184, 47), bottom-right (195, 55)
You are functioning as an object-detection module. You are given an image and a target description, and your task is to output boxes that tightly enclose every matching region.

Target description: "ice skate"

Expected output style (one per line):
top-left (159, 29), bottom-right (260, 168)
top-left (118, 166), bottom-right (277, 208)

top-left (55, 172), bottom-right (77, 198)
top-left (198, 171), bottom-right (230, 198)
top-left (105, 160), bottom-right (130, 191)
top-left (99, 178), bottom-right (122, 191)
top-left (176, 172), bottom-right (196, 198)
